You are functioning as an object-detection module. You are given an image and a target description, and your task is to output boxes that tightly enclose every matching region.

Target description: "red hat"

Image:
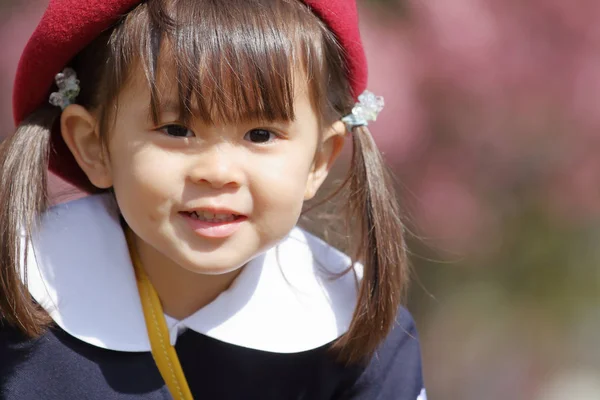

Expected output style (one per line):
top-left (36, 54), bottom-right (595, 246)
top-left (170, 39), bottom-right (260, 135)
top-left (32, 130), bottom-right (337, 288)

top-left (13, 0), bottom-right (367, 125)
top-left (12, 0), bottom-right (368, 188)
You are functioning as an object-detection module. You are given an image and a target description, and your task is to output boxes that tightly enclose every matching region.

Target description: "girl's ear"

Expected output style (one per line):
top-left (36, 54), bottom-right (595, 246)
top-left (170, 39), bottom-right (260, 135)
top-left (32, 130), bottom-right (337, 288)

top-left (305, 120), bottom-right (346, 200)
top-left (60, 105), bottom-right (113, 189)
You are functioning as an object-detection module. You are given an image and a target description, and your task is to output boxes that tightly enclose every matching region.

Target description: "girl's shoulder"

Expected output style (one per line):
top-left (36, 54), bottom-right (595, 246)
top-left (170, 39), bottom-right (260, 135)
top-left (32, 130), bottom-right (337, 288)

top-left (343, 306), bottom-right (426, 400)
top-left (0, 321), bottom-right (169, 399)
top-left (289, 228), bottom-right (427, 397)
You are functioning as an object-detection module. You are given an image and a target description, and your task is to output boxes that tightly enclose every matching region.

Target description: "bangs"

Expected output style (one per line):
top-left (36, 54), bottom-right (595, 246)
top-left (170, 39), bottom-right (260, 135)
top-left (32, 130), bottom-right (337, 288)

top-left (111, 0), bottom-right (329, 125)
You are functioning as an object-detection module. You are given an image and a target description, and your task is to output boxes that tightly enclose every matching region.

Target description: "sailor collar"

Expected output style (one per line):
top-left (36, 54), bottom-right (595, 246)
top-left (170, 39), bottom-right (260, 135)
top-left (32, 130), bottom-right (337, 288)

top-left (23, 194), bottom-right (361, 354)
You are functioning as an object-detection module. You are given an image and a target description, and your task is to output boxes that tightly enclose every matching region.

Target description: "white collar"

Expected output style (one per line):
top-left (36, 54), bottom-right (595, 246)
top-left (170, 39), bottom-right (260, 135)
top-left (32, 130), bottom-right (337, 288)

top-left (24, 194), bottom-right (361, 353)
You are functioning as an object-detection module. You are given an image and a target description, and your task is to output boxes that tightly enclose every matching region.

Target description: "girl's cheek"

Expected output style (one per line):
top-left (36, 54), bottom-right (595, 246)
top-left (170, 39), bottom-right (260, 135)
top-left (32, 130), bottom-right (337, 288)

top-left (256, 150), bottom-right (310, 182)
top-left (253, 154), bottom-right (313, 207)
top-left (114, 149), bottom-right (183, 198)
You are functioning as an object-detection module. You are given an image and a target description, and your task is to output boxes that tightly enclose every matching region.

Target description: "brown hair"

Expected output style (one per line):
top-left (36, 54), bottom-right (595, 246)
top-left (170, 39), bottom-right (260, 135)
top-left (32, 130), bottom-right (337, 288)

top-left (0, 0), bottom-right (407, 365)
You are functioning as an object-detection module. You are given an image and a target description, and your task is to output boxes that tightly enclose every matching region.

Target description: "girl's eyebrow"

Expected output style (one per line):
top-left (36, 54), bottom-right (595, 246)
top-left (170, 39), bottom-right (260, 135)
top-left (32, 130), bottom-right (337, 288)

top-left (153, 100), bottom-right (199, 120)
top-left (156, 101), bottom-right (183, 114)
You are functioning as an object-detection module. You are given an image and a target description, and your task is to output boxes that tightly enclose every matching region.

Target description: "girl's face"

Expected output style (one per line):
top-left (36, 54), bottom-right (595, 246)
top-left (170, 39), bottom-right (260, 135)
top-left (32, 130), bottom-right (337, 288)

top-left (62, 65), bottom-right (345, 276)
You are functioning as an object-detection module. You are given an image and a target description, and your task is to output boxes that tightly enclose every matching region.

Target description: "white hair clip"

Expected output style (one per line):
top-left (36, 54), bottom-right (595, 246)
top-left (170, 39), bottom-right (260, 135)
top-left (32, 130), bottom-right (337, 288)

top-left (48, 67), bottom-right (80, 110)
top-left (341, 90), bottom-right (384, 130)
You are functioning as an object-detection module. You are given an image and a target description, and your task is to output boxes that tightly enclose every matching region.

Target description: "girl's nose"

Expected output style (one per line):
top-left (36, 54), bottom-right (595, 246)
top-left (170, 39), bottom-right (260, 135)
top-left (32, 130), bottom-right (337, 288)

top-left (188, 144), bottom-right (243, 189)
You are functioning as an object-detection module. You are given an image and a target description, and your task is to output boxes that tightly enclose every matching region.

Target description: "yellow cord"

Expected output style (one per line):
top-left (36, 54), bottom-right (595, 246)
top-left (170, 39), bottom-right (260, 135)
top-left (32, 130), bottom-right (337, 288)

top-left (126, 228), bottom-right (194, 400)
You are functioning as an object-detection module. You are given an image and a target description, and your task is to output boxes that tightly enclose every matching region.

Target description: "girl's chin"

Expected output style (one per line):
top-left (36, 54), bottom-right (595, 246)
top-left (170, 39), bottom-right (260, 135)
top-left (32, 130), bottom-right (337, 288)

top-left (178, 261), bottom-right (246, 276)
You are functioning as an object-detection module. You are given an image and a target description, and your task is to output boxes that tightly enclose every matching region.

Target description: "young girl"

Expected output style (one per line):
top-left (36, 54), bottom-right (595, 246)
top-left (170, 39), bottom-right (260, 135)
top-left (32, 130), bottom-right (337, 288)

top-left (0, 0), bottom-right (426, 398)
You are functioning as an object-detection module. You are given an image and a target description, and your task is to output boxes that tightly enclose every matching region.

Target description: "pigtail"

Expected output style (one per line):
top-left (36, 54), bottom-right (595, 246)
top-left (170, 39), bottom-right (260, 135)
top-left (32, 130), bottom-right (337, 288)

top-left (333, 125), bottom-right (408, 364)
top-left (0, 105), bottom-right (57, 335)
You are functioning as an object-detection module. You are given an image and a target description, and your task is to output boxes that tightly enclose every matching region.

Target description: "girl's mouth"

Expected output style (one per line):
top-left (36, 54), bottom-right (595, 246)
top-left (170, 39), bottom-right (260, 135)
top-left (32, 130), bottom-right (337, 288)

top-left (188, 210), bottom-right (240, 223)
top-left (180, 211), bottom-right (247, 239)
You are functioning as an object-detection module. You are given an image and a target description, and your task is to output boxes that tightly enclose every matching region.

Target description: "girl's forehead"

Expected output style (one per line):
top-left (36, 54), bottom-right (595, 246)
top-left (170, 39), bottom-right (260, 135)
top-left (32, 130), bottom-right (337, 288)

top-left (119, 44), bottom-right (316, 124)
top-left (120, 57), bottom-right (315, 124)
top-left (104, 0), bottom-right (329, 126)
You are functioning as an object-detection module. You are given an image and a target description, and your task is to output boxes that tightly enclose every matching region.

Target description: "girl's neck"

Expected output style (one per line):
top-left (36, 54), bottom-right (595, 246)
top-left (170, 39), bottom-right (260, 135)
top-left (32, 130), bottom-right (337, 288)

top-left (133, 236), bottom-right (242, 320)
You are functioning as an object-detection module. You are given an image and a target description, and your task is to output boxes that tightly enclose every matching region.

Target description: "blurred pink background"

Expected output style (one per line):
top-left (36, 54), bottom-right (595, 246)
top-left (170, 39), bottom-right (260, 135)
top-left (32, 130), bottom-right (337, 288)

top-left (3, 0), bottom-right (600, 398)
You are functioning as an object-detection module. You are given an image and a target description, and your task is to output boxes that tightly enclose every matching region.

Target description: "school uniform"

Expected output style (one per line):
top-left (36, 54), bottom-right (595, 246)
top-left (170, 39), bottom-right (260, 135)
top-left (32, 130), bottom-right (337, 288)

top-left (0, 194), bottom-right (426, 399)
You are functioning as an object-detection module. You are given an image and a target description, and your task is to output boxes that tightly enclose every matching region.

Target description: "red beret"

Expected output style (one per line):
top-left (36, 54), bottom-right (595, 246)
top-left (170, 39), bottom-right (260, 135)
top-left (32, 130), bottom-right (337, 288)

top-left (13, 0), bottom-right (367, 125)
top-left (12, 0), bottom-right (367, 188)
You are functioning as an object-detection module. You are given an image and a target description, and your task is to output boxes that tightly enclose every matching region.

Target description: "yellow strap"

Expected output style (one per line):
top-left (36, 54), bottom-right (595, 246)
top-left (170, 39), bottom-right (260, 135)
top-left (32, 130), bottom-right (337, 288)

top-left (125, 229), bottom-right (194, 400)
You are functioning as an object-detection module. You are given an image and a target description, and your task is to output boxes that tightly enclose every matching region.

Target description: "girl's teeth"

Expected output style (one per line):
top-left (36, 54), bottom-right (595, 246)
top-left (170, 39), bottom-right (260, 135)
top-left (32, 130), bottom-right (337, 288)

top-left (190, 211), bottom-right (236, 222)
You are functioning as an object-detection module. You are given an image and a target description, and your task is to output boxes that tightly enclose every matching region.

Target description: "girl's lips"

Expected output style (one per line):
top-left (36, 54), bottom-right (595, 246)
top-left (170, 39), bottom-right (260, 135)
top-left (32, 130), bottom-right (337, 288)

top-left (180, 211), bottom-right (247, 239)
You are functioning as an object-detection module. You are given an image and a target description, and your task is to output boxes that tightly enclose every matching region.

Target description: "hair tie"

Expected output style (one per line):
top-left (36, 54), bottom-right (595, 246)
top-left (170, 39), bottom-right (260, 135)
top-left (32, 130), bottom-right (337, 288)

top-left (341, 90), bottom-right (384, 130)
top-left (48, 68), bottom-right (80, 110)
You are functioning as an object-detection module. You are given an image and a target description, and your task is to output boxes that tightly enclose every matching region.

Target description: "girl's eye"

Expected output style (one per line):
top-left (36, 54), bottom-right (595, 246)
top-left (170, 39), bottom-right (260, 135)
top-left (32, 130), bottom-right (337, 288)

top-left (244, 129), bottom-right (277, 144)
top-left (159, 124), bottom-right (194, 138)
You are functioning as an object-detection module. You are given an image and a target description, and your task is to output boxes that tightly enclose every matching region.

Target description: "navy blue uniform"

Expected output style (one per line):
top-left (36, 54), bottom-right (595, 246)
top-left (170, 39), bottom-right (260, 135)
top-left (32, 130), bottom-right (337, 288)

top-left (0, 307), bottom-right (424, 399)
top-left (0, 195), bottom-right (426, 399)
